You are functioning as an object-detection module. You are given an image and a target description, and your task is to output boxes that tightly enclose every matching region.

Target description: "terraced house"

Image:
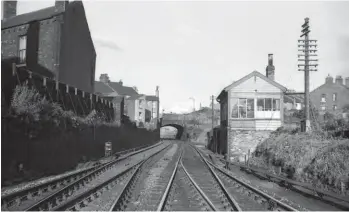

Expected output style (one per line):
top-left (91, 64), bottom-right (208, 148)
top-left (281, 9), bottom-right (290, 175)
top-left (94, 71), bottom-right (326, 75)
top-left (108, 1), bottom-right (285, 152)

top-left (310, 75), bottom-right (349, 119)
top-left (94, 74), bottom-right (138, 122)
top-left (1, 0), bottom-right (96, 93)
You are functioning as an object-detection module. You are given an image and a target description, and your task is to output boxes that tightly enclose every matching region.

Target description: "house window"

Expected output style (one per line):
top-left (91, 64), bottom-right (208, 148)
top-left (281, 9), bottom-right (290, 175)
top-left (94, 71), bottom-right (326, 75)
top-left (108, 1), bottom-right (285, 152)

top-left (333, 93), bottom-right (337, 102)
top-left (231, 98), bottom-right (254, 118)
top-left (321, 94), bottom-right (326, 103)
top-left (333, 105), bottom-right (337, 111)
top-left (257, 98), bottom-right (280, 111)
top-left (18, 35), bottom-right (27, 63)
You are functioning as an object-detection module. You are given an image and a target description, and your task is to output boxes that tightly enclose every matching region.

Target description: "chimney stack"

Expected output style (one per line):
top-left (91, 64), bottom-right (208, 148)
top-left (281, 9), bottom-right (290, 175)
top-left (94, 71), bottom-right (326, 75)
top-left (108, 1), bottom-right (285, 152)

top-left (54, 0), bottom-right (69, 13)
top-left (345, 77), bottom-right (349, 88)
top-left (2, 1), bottom-right (17, 20)
top-left (156, 86), bottom-right (159, 97)
top-left (335, 75), bottom-right (343, 85)
top-left (99, 74), bottom-right (110, 83)
top-left (266, 54), bottom-right (275, 81)
top-left (325, 74), bottom-right (333, 84)
top-left (119, 80), bottom-right (123, 86)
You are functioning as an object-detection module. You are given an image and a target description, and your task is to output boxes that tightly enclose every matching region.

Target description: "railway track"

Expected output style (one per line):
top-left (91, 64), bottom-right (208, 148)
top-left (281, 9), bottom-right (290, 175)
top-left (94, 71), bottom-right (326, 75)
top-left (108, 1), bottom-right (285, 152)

top-left (1, 141), bottom-right (166, 211)
top-left (192, 145), bottom-right (298, 211)
top-left (180, 144), bottom-right (241, 211)
top-left (110, 143), bottom-right (181, 211)
top-left (52, 143), bottom-right (175, 211)
top-left (161, 155), bottom-right (216, 211)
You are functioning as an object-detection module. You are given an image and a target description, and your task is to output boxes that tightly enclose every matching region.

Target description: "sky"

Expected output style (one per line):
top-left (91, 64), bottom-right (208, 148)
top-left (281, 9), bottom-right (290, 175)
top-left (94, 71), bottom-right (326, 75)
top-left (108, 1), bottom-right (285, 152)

top-left (11, 0), bottom-right (349, 113)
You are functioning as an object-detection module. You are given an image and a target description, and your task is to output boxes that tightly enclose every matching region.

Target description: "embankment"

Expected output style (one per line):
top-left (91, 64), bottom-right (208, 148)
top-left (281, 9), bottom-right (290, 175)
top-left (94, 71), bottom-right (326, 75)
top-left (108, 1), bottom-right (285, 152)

top-left (249, 132), bottom-right (349, 195)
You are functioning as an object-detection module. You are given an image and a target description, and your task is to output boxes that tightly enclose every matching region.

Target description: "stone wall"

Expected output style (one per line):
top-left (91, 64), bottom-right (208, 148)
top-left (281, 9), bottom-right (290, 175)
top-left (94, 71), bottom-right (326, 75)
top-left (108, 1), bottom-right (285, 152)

top-left (228, 130), bottom-right (271, 162)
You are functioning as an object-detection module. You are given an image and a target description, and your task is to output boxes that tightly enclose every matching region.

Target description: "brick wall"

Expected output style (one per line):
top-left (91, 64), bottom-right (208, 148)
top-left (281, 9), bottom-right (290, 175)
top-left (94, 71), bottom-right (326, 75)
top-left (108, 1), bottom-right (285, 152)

top-left (310, 82), bottom-right (349, 115)
top-left (2, 17), bottom-right (61, 78)
top-left (59, 1), bottom-right (96, 93)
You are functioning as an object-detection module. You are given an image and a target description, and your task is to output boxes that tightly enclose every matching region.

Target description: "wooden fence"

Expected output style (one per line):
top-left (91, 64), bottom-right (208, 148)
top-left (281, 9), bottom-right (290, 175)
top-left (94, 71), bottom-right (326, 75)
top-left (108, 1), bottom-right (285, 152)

top-left (2, 63), bottom-right (115, 121)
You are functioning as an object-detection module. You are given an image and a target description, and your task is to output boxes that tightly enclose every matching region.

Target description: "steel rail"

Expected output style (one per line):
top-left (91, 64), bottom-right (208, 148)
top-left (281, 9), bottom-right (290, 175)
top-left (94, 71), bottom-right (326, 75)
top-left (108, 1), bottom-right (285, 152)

top-left (156, 148), bottom-right (183, 211)
top-left (24, 142), bottom-right (167, 211)
top-left (180, 157), bottom-right (217, 211)
top-left (54, 143), bottom-right (171, 211)
top-left (189, 145), bottom-right (241, 211)
top-left (108, 144), bottom-right (173, 211)
top-left (1, 141), bottom-right (162, 210)
top-left (194, 146), bottom-right (297, 211)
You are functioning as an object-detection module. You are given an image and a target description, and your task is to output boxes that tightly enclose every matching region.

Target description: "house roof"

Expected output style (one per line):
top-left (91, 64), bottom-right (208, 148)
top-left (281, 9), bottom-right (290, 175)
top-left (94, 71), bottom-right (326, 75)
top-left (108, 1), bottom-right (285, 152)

top-left (145, 95), bottom-right (159, 101)
top-left (1, 6), bottom-right (59, 30)
top-left (310, 81), bottom-right (349, 95)
top-left (94, 81), bottom-right (138, 96)
top-left (108, 82), bottom-right (138, 96)
top-left (224, 71), bottom-right (287, 92)
top-left (217, 71), bottom-right (288, 101)
top-left (127, 94), bottom-right (145, 100)
top-left (94, 81), bottom-right (113, 94)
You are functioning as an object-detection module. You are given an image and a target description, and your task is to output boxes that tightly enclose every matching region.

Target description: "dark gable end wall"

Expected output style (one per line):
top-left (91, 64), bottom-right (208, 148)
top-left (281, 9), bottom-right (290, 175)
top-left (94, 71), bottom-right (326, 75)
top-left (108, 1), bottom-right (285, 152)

top-left (59, 2), bottom-right (96, 94)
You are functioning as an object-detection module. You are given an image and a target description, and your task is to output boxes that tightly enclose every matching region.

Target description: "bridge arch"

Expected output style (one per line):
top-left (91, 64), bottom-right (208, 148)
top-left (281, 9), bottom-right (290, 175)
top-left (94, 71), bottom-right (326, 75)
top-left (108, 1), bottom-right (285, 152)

top-left (160, 124), bottom-right (184, 140)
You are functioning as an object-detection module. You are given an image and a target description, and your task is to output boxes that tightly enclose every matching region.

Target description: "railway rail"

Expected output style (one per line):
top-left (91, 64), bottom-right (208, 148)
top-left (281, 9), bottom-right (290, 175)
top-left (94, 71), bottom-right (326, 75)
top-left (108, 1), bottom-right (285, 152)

top-left (1, 141), bottom-right (165, 211)
top-left (180, 144), bottom-right (241, 211)
top-left (190, 144), bottom-right (298, 211)
top-left (53, 143), bottom-right (174, 211)
top-left (161, 154), bottom-right (216, 211)
top-left (222, 159), bottom-right (349, 210)
top-left (110, 143), bottom-right (181, 211)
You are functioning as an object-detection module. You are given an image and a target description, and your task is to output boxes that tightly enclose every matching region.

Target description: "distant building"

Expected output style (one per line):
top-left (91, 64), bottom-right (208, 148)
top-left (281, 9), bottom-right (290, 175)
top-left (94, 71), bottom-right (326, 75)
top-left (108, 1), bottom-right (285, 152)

top-left (310, 75), bottom-right (349, 118)
top-left (94, 74), bottom-right (138, 122)
top-left (126, 94), bottom-right (146, 126)
top-left (1, 1), bottom-right (96, 93)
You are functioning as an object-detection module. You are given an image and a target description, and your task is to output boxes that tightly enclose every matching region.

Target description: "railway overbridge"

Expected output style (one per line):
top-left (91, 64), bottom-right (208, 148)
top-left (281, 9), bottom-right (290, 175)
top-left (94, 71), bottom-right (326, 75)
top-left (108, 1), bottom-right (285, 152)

top-left (160, 113), bottom-right (187, 140)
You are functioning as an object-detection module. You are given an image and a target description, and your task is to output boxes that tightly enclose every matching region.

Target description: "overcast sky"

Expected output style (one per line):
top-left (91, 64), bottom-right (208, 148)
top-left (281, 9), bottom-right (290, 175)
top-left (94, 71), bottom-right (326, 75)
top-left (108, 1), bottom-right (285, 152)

top-left (13, 0), bottom-right (349, 113)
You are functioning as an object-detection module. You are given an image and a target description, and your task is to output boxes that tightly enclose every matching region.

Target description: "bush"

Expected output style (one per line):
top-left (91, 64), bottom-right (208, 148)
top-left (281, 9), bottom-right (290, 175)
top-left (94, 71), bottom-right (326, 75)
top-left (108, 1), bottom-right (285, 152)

top-left (250, 132), bottom-right (349, 194)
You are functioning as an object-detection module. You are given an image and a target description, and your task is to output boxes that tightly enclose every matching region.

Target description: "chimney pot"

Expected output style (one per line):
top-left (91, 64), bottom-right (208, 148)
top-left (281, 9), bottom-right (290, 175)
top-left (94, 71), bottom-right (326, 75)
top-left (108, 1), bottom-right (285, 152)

top-left (119, 80), bottom-right (123, 86)
top-left (335, 75), bottom-right (343, 85)
top-left (2, 1), bottom-right (17, 20)
top-left (325, 74), bottom-right (333, 84)
top-left (99, 74), bottom-right (110, 83)
top-left (345, 77), bottom-right (349, 88)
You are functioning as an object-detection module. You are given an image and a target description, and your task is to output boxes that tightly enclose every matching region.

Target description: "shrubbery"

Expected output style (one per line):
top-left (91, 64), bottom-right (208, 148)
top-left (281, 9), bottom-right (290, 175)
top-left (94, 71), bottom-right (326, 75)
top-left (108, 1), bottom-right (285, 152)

top-left (250, 131), bottom-right (349, 194)
top-left (7, 85), bottom-right (117, 139)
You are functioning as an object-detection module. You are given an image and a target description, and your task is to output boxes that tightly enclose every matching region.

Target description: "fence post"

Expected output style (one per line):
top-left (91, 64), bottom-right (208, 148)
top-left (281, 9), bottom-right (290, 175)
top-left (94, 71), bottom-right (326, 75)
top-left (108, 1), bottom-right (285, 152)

top-left (247, 149), bottom-right (250, 166)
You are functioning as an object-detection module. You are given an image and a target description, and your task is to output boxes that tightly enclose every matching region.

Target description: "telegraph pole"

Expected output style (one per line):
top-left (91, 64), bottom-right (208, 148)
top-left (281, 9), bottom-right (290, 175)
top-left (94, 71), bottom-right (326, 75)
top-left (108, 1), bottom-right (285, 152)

top-left (210, 95), bottom-right (217, 153)
top-left (189, 97), bottom-right (195, 112)
top-left (298, 17), bottom-right (318, 132)
top-left (211, 95), bottom-right (214, 130)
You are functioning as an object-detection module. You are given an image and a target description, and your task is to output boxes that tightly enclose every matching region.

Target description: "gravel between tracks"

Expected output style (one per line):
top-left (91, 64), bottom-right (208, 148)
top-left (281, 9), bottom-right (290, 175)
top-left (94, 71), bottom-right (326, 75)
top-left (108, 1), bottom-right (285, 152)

top-left (165, 165), bottom-right (211, 211)
top-left (128, 143), bottom-right (179, 211)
